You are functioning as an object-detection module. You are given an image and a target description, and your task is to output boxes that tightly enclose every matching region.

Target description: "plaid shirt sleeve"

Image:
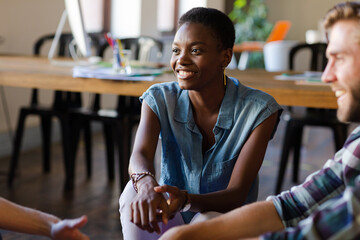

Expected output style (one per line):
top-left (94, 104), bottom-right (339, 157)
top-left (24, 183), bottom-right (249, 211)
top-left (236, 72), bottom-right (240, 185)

top-left (261, 126), bottom-right (360, 239)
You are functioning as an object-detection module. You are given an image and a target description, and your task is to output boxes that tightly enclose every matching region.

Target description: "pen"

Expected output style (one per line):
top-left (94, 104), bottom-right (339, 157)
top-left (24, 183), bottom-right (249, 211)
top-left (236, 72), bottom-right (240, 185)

top-left (113, 39), bottom-right (121, 70)
top-left (116, 39), bottom-right (125, 67)
top-left (104, 33), bottom-right (113, 49)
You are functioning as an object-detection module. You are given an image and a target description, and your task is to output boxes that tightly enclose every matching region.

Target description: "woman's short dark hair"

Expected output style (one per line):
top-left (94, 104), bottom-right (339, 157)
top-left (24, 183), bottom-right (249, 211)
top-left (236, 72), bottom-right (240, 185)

top-left (179, 7), bottom-right (235, 50)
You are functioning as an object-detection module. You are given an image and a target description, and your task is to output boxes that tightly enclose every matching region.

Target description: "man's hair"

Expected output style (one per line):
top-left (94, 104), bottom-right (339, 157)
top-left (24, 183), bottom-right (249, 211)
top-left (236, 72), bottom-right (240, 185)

top-left (323, 1), bottom-right (360, 29)
top-left (178, 7), bottom-right (235, 50)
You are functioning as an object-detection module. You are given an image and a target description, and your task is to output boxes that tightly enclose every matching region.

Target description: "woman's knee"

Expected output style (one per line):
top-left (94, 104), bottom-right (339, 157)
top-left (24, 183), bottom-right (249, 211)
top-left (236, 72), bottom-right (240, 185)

top-left (119, 181), bottom-right (136, 214)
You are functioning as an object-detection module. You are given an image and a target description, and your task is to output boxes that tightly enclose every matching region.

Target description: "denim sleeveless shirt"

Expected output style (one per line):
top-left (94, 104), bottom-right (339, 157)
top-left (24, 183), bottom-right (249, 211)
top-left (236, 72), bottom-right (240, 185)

top-left (140, 77), bottom-right (282, 222)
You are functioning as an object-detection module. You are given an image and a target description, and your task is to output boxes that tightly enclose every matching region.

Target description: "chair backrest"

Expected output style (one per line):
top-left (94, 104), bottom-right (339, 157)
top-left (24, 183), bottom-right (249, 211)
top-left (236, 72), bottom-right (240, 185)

top-left (34, 32), bottom-right (105, 57)
top-left (289, 43), bottom-right (328, 71)
top-left (34, 33), bottom-right (73, 57)
top-left (33, 33), bottom-right (105, 109)
top-left (98, 36), bottom-right (164, 62)
top-left (34, 34), bottom-right (80, 109)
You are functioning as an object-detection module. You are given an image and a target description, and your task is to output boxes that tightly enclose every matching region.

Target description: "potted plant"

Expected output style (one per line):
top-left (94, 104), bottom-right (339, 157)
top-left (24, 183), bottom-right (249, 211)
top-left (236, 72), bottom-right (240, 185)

top-left (229, 0), bottom-right (273, 68)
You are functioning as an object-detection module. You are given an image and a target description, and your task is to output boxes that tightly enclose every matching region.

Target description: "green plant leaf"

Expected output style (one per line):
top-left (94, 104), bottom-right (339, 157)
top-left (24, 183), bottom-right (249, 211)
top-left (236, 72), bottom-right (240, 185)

top-left (234, 0), bottom-right (247, 9)
top-left (229, 0), bottom-right (273, 68)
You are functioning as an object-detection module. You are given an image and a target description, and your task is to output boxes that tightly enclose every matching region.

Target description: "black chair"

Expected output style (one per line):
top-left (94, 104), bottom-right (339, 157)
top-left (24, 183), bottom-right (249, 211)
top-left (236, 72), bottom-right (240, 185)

top-left (73, 36), bottom-right (164, 190)
top-left (275, 43), bottom-right (348, 194)
top-left (7, 33), bottom-right (104, 190)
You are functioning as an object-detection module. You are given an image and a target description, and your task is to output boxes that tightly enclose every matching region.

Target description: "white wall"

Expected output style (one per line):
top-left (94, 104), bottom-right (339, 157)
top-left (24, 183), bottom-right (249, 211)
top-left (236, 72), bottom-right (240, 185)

top-left (206, 0), bottom-right (225, 12)
top-left (111, 0), bottom-right (158, 38)
top-left (140, 0), bottom-right (158, 37)
top-left (179, 0), bottom-right (207, 16)
top-left (266, 0), bottom-right (345, 42)
top-left (179, 0), bottom-right (225, 17)
top-left (0, 0), bottom-right (66, 55)
top-left (157, 0), bottom-right (175, 32)
top-left (111, 0), bottom-right (142, 38)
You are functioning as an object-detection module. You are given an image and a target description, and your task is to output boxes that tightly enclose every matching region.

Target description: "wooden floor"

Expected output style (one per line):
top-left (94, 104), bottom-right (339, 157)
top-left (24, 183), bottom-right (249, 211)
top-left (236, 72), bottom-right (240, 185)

top-left (0, 119), bottom-right (356, 239)
top-left (0, 132), bottom-right (123, 239)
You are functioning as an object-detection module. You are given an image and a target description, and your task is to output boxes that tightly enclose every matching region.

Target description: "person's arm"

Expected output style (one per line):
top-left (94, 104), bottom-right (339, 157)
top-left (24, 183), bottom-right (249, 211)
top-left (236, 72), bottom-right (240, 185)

top-left (159, 200), bottom-right (284, 240)
top-left (127, 102), bottom-right (170, 233)
top-left (156, 111), bottom-right (279, 213)
top-left (0, 197), bottom-right (88, 239)
top-left (261, 184), bottom-right (360, 239)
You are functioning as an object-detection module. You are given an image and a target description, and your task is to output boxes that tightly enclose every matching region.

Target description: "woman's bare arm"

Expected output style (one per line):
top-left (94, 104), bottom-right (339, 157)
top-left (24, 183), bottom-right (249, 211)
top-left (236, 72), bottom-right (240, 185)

top-left (127, 102), bottom-right (170, 233)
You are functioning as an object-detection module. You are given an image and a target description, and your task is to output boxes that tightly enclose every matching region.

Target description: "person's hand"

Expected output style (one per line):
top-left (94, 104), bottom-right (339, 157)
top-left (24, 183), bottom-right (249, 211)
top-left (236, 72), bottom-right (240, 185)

top-left (50, 215), bottom-right (89, 240)
top-left (154, 185), bottom-right (187, 216)
top-left (130, 183), bottom-right (170, 234)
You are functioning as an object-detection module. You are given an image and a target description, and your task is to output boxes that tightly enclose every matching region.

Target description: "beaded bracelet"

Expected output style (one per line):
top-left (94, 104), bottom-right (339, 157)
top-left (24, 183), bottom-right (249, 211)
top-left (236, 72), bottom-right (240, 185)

top-left (130, 172), bottom-right (155, 193)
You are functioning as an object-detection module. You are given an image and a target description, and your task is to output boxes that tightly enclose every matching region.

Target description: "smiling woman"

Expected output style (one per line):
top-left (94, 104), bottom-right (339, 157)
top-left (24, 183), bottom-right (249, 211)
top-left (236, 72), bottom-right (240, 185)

top-left (171, 22), bottom-right (228, 92)
top-left (118, 7), bottom-right (282, 240)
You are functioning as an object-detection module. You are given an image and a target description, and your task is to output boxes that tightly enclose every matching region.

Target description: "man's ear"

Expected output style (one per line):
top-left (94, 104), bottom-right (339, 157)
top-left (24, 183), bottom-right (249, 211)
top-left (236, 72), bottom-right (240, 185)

top-left (222, 48), bottom-right (233, 68)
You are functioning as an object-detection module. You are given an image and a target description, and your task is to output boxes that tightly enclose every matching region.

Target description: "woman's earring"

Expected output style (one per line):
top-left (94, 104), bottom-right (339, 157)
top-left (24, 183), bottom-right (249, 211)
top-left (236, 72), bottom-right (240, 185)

top-left (223, 69), bottom-right (227, 86)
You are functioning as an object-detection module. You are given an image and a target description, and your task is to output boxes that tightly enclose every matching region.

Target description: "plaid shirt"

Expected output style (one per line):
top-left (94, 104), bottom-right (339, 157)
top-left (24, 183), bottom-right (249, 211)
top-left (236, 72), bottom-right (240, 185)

top-left (262, 126), bottom-right (360, 239)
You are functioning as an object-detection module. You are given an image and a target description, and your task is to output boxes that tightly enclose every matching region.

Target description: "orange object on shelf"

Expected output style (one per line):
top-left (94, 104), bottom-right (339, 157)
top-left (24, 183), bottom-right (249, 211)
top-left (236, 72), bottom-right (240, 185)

top-left (267, 20), bottom-right (292, 42)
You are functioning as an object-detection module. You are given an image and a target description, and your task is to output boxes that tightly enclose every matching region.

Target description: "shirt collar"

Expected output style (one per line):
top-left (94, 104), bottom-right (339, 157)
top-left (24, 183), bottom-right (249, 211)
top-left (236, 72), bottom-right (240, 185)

top-left (174, 78), bottom-right (235, 130)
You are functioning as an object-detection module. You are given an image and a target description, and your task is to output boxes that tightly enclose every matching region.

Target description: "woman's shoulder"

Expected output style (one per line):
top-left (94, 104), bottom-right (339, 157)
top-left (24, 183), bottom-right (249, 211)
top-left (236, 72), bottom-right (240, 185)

top-left (141, 81), bottom-right (183, 105)
top-left (146, 81), bottom-right (181, 95)
top-left (229, 77), bottom-right (277, 104)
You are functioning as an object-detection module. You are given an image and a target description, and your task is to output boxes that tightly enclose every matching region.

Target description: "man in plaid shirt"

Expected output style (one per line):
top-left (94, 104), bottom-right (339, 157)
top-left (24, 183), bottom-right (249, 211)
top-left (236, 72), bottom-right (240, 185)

top-left (160, 2), bottom-right (360, 239)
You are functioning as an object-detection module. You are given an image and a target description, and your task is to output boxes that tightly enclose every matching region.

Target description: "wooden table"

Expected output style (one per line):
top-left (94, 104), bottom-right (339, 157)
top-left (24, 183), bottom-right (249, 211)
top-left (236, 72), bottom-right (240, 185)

top-left (0, 55), bottom-right (337, 109)
top-left (0, 55), bottom-right (338, 190)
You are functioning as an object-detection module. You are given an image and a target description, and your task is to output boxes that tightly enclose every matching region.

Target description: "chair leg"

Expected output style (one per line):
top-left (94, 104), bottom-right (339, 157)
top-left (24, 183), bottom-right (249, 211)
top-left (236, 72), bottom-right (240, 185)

top-left (103, 123), bottom-right (115, 181)
top-left (40, 115), bottom-right (52, 173)
top-left (116, 122), bottom-right (128, 191)
top-left (292, 126), bottom-right (303, 183)
top-left (122, 117), bottom-right (131, 165)
top-left (60, 116), bottom-right (76, 191)
top-left (275, 121), bottom-right (295, 194)
top-left (8, 110), bottom-right (27, 187)
top-left (127, 120), bottom-right (134, 162)
top-left (83, 119), bottom-right (92, 178)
